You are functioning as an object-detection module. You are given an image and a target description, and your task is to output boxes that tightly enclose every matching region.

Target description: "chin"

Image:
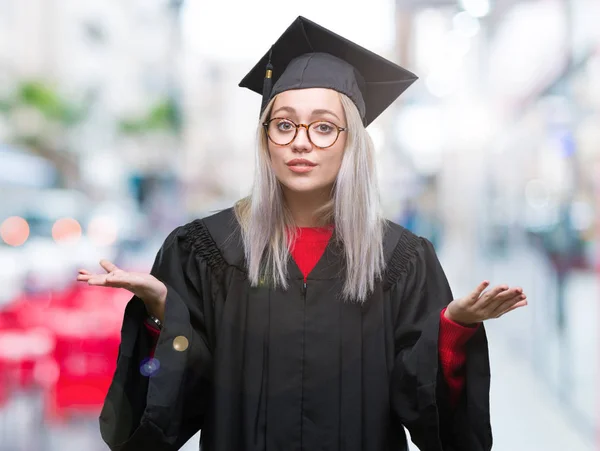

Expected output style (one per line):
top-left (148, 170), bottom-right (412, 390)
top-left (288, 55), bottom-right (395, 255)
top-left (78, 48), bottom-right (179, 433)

top-left (280, 178), bottom-right (330, 194)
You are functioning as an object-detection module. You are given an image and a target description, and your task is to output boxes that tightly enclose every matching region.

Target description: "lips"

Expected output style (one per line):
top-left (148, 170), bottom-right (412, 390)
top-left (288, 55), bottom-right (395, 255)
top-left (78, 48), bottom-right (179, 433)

top-left (286, 159), bottom-right (317, 167)
top-left (286, 158), bottom-right (316, 174)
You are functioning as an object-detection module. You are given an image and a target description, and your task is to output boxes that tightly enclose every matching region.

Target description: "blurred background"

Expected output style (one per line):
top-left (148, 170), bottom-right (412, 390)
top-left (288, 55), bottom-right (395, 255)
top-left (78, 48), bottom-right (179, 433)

top-left (0, 0), bottom-right (598, 449)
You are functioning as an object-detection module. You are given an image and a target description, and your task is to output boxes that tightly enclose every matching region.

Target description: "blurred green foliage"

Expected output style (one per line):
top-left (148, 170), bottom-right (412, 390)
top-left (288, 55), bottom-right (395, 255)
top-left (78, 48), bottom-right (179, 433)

top-left (18, 82), bottom-right (84, 125)
top-left (119, 98), bottom-right (180, 135)
top-left (0, 81), bottom-right (86, 126)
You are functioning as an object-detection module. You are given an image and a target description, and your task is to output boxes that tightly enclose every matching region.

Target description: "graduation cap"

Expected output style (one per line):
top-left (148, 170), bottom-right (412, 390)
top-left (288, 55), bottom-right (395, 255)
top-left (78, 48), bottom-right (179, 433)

top-left (238, 16), bottom-right (418, 127)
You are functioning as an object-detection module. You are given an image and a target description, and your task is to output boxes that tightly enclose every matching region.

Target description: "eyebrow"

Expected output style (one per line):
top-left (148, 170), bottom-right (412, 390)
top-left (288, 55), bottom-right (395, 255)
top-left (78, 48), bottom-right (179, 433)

top-left (272, 106), bottom-right (341, 122)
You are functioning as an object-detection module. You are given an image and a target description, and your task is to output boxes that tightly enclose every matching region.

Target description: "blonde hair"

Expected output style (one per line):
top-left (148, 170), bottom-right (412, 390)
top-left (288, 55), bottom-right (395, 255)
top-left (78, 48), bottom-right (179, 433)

top-left (234, 92), bottom-right (385, 303)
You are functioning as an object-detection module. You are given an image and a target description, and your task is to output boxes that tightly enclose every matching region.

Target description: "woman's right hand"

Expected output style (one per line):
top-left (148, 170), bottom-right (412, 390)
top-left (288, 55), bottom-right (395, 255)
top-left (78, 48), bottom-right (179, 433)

top-left (77, 260), bottom-right (168, 322)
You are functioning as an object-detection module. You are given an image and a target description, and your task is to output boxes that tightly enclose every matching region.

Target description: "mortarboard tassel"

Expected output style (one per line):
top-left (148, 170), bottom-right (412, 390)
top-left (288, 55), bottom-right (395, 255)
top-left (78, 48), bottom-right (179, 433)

top-left (260, 48), bottom-right (274, 113)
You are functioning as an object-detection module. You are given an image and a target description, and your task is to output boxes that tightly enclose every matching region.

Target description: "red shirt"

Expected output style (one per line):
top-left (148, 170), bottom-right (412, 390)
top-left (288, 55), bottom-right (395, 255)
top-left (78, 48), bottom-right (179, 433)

top-left (145, 226), bottom-right (477, 406)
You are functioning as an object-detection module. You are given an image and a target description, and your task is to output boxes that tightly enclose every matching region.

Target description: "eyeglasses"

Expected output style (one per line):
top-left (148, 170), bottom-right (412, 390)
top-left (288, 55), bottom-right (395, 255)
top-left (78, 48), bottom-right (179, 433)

top-left (263, 117), bottom-right (347, 149)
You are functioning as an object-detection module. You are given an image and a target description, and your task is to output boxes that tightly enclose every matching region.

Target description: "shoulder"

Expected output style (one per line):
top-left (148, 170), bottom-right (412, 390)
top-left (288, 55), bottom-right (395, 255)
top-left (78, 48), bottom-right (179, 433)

top-left (382, 219), bottom-right (422, 261)
top-left (174, 206), bottom-right (245, 272)
top-left (382, 219), bottom-right (434, 290)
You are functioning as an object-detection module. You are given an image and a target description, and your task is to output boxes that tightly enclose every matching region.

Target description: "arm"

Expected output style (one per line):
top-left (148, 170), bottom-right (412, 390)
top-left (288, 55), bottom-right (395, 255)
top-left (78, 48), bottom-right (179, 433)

top-left (100, 225), bottom-right (213, 451)
top-left (438, 307), bottom-right (479, 407)
top-left (390, 236), bottom-right (492, 451)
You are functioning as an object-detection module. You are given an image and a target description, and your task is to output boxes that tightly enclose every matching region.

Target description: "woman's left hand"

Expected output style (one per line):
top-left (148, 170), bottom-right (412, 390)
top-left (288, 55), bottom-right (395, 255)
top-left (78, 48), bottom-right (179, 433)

top-left (445, 281), bottom-right (527, 327)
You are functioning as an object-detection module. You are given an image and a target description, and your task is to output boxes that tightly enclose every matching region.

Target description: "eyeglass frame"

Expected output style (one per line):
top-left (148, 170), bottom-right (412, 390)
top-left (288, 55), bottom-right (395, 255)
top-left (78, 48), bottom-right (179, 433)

top-left (262, 117), bottom-right (347, 149)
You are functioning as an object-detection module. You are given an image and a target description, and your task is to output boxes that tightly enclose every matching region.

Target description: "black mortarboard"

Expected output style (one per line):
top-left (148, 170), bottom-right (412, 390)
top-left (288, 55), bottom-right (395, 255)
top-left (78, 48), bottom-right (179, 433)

top-left (238, 16), bottom-right (418, 127)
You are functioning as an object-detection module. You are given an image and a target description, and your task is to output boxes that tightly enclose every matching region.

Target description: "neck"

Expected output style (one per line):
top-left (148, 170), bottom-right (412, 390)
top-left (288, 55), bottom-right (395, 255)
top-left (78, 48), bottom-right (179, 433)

top-left (283, 186), bottom-right (332, 228)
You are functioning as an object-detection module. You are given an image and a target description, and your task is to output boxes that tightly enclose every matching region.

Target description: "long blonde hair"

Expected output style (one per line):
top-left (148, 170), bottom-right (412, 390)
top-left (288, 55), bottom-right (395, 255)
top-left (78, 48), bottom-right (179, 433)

top-left (234, 92), bottom-right (386, 303)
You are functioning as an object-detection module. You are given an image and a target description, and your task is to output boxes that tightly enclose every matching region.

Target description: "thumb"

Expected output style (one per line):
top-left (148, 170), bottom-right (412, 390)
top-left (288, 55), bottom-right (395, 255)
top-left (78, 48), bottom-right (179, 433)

top-left (100, 259), bottom-right (118, 273)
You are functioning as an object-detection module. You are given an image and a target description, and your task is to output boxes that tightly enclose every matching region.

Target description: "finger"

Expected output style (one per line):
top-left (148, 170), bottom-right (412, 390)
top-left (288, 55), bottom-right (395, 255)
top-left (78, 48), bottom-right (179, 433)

top-left (77, 274), bottom-right (93, 281)
top-left (108, 272), bottom-right (138, 293)
top-left (490, 293), bottom-right (526, 317)
top-left (468, 281), bottom-right (490, 303)
top-left (477, 284), bottom-right (509, 305)
top-left (497, 299), bottom-right (528, 317)
top-left (88, 274), bottom-right (128, 288)
top-left (99, 259), bottom-right (118, 274)
top-left (488, 287), bottom-right (524, 304)
top-left (105, 271), bottom-right (129, 285)
top-left (78, 269), bottom-right (91, 275)
top-left (487, 288), bottom-right (526, 314)
top-left (87, 275), bottom-right (108, 286)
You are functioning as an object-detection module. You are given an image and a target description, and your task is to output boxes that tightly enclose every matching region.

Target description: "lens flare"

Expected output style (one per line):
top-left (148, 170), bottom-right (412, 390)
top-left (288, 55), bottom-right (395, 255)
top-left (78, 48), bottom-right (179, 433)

top-left (140, 358), bottom-right (161, 377)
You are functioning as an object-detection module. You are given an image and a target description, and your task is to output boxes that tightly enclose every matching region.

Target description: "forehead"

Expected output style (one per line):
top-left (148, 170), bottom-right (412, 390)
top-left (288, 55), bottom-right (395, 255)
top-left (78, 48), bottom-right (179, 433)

top-left (272, 88), bottom-right (343, 114)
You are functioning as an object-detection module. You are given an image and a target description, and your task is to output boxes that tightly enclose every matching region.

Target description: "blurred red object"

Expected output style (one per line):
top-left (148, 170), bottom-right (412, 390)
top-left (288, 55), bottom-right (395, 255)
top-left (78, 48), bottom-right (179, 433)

top-left (46, 285), bottom-right (128, 422)
top-left (46, 330), bottom-right (121, 422)
top-left (0, 327), bottom-right (56, 392)
top-left (0, 282), bottom-right (131, 422)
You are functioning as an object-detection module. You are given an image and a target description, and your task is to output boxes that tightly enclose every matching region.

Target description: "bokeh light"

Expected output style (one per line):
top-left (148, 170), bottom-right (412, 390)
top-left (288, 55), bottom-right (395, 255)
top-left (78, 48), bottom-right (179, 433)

top-left (52, 218), bottom-right (82, 243)
top-left (453, 11), bottom-right (480, 38)
top-left (0, 216), bottom-right (30, 246)
top-left (87, 215), bottom-right (119, 247)
top-left (459, 0), bottom-right (491, 18)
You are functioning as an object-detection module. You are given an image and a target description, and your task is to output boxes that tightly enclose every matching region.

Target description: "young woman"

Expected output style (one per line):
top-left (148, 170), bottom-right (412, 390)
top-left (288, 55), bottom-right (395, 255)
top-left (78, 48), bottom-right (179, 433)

top-left (78, 16), bottom-right (527, 451)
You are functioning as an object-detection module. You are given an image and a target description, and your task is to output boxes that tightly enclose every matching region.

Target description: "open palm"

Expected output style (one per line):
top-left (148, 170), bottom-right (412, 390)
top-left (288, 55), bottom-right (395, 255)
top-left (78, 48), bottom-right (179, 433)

top-left (77, 260), bottom-right (167, 318)
top-left (445, 281), bottom-right (528, 326)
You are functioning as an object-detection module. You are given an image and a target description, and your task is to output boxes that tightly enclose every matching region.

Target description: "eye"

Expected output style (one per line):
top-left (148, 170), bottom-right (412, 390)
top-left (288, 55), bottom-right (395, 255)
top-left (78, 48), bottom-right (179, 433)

top-left (276, 120), bottom-right (295, 132)
top-left (312, 122), bottom-right (335, 134)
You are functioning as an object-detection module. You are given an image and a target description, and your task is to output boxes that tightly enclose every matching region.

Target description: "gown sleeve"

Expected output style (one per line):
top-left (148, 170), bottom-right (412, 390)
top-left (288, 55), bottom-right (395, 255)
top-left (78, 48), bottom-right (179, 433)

top-left (143, 320), bottom-right (161, 358)
top-left (389, 236), bottom-right (492, 451)
top-left (99, 225), bottom-right (214, 451)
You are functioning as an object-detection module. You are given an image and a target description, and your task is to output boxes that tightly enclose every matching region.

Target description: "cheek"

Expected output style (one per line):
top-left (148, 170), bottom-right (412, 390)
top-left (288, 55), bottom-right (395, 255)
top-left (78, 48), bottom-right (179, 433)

top-left (268, 145), bottom-right (285, 169)
top-left (318, 148), bottom-right (345, 184)
top-left (329, 152), bottom-right (344, 173)
top-left (326, 141), bottom-right (345, 172)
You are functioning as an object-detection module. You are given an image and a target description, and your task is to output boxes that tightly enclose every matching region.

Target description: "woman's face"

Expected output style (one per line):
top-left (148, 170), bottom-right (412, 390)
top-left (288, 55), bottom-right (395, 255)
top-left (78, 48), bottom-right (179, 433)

top-left (267, 88), bottom-right (347, 196)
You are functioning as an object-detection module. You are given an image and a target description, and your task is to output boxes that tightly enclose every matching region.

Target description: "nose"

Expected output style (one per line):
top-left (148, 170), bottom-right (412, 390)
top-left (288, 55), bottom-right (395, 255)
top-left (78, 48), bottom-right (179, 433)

top-left (291, 126), bottom-right (312, 152)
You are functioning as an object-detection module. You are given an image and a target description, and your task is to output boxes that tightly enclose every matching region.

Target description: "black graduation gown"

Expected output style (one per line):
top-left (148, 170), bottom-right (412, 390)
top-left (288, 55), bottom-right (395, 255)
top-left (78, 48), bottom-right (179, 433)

top-left (99, 207), bottom-right (492, 451)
